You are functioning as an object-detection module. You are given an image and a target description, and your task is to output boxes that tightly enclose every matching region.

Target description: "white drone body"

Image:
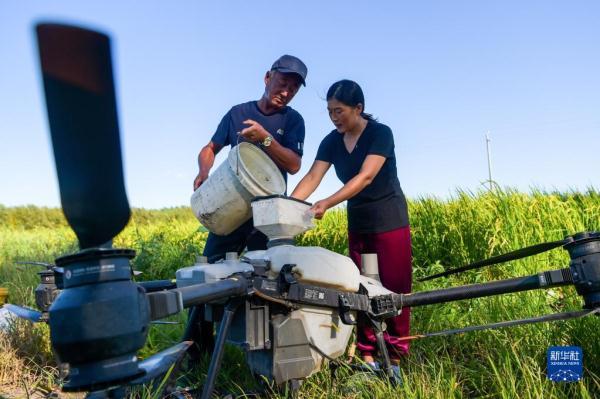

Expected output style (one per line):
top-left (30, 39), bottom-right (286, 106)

top-left (177, 196), bottom-right (392, 383)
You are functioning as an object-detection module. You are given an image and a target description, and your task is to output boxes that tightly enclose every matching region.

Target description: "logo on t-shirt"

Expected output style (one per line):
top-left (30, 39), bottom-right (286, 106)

top-left (276, 128), bottom-right (284, 135)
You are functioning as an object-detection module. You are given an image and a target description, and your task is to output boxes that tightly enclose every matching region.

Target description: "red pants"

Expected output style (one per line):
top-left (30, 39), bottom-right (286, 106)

top-left (349, 226), bottom-right (412, 360)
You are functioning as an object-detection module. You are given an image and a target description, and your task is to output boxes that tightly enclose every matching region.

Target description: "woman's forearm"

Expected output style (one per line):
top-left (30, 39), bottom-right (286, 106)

top-left (291, 161), bottom-right (330, 201)
top-left (322, 172), bottom-right (373, 208)
top-left (322, 154), bottom-right (386, 209)
top-left (291, 173), bottom-right (321, 200)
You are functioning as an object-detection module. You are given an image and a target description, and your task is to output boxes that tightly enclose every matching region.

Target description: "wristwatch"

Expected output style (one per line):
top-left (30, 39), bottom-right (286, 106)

top-left (262, 135), bottom-right (273, 147)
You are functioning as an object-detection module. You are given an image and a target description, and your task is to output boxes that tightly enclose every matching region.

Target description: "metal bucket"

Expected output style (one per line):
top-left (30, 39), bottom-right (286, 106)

top-left (191, 142), bottom-right (286, 235)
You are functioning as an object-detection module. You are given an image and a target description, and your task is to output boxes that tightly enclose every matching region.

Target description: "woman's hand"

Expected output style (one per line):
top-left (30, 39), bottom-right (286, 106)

top-left (309, 199), bottom-right (331, 219)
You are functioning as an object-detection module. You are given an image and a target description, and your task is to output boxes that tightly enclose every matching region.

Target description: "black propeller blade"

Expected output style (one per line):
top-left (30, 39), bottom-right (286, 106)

top-left (419, 238), bottom-right (569, 281)
top-left (4, 304), bottom-right (43, 323)
top-left (36, 23), bottom-right (130, 249)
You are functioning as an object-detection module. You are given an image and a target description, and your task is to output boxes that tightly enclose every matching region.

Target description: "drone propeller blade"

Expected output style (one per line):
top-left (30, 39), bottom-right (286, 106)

top-left (36, 23), bottom-right (130, 249)
top-left (419, 238), bottom-right (569, 281)
top-left (129, 341), bottom-right (192, 385)
top-left (4, 304), bottom-right (43, 323)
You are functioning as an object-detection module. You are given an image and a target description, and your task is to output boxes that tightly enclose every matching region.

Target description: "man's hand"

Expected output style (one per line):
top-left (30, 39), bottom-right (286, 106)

top-left (239, 120), bottom-right (301, 174)
top-left (193, 172), bottom-right (208, 191)
top-left (239, 119), bottom-right (270, 143)
top-left (194, 141), bottom-right (222, 191)
top-left (309, 199), bottom-right (331, 220)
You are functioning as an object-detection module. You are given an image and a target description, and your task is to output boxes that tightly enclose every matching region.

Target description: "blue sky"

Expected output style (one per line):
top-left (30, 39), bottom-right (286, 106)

top-left (1, 1), bottom-right (599, 208)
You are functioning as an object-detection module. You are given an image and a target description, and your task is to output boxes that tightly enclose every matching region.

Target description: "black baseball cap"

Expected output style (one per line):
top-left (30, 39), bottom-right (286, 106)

top-left (271, 55), bottom-right (307, 86)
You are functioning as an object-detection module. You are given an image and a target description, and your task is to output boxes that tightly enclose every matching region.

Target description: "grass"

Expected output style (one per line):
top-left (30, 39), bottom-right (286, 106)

top-left (1, 188), bottom-right (600, 398)
top-left (0, 320), bottom-right (56, 397)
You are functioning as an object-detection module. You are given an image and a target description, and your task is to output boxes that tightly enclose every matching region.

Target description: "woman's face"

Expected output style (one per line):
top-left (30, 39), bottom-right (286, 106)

top-left (327, 98), bottom-right (363, 134)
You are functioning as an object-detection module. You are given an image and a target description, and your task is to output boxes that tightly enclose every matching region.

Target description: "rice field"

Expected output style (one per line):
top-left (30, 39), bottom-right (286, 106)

top-left (1, 188), bottom-right (600, 398)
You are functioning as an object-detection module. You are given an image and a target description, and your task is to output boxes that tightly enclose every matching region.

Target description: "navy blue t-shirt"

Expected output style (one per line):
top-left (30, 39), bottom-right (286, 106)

top-left (315, 120), bottom-right (409, 233)
top-left (211, 101), bottom-right (305, 181)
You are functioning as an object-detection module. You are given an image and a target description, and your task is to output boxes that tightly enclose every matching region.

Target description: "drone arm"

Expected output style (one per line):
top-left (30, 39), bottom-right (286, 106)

top-left (175, 276), bottom-right (248, 307)
top-left (401, 268), bottom-right (572, 308)
top-left (146, 277), bottom-right (248, 320)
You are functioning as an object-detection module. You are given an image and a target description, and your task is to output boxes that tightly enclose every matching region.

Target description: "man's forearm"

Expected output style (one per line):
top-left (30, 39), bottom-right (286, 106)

top-left (263, 140), bottom-right (301, 174)
top-left (198, 144), bottom-right (216, 176)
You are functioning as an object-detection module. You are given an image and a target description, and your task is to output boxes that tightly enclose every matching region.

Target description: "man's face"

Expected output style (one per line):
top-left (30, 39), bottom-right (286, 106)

top-left (264, 71), bottom-right (302, 109)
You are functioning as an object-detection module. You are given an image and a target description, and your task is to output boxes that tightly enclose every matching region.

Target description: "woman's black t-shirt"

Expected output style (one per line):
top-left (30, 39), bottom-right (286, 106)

top-left (315, 120), bottom-right (409, 233)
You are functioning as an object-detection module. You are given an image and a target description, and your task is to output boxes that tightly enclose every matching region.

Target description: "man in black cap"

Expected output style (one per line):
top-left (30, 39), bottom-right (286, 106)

top-left (188, 55), bottom-right (307, 358)
top-left (193, 54), bottom-right (308, 262)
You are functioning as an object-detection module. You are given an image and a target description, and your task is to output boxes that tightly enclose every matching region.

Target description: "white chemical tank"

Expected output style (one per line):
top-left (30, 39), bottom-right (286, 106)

top-left (289, 304), bottom-right (354, 366)
top-left (176, 253), bottom-right (253, 287)
top-left (245, 245), bottom-right (361, 293)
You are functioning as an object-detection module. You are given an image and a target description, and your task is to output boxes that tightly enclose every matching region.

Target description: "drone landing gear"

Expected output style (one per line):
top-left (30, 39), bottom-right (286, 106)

top-left (371, 320), bottom-right (398, 384)
top-left (329, 318), bottom-right (402, 388)
top-left (184, 305), bottom-right (215, 361)
top-left (199, 299), bottom-right (242, 399)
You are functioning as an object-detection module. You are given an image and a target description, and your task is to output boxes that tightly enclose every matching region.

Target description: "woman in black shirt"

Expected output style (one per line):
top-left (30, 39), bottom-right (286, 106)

top-left (291, 79), bottom-right (412, 370)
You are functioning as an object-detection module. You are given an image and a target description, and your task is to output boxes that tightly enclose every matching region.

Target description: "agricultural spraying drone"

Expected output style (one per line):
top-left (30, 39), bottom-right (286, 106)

top-left (5, 23), bottom-right (600, 399)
